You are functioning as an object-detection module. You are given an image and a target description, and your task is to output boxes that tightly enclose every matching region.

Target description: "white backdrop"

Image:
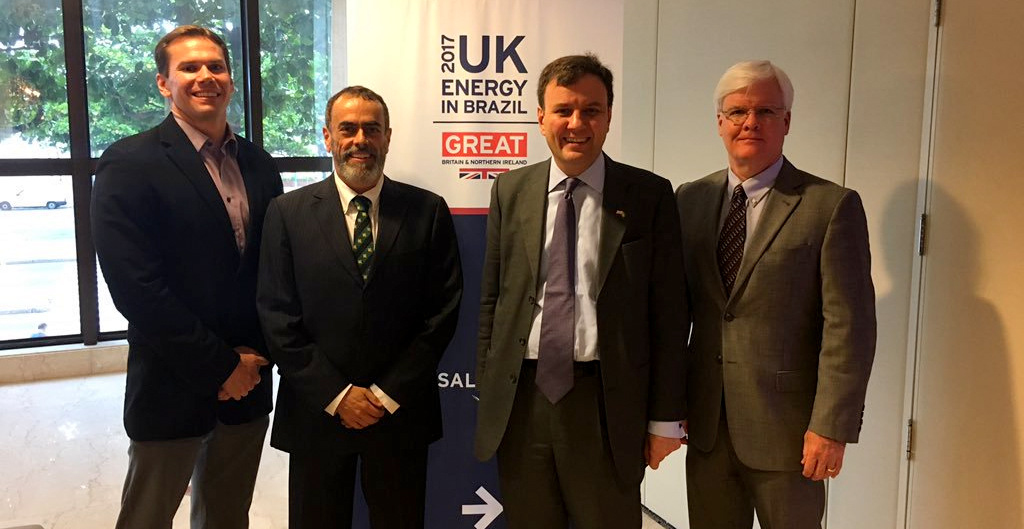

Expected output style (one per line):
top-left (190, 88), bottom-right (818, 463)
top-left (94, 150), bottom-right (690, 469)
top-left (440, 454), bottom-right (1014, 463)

top-left (344, 0), bottom-right (624, 209)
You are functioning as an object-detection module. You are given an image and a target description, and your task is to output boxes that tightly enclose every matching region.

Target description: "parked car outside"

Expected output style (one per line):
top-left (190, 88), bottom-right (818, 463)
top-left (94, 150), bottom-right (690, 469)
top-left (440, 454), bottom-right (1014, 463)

top-left (0, 185), bottom-right (67, 210)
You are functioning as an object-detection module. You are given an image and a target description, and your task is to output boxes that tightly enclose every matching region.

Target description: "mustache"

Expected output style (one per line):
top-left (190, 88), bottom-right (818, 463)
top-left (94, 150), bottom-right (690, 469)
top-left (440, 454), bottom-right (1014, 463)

top-left (340, 146), bottom-right (377, 160)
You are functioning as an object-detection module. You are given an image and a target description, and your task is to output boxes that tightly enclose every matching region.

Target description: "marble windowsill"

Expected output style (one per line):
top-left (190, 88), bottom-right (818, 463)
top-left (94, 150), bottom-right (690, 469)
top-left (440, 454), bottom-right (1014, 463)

top-left (0, 341), bottom-right (127, 384)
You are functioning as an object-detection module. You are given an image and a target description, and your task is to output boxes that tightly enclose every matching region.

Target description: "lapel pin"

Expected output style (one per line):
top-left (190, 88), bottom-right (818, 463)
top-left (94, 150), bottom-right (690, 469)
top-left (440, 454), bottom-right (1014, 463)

top-left (615, 210), bottom-right (626, 219)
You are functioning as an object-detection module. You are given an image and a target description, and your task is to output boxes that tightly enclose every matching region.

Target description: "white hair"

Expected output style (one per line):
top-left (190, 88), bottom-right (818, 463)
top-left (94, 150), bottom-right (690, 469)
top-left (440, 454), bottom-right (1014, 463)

top-left (713, 60), bottom-right (794, 111)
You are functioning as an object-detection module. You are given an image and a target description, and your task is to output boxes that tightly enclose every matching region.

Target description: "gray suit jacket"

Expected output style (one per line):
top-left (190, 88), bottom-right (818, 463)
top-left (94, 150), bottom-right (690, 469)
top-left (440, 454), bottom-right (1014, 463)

top-left (676, 158), bottom-right (876, 471)
top-left (474, 155), bottom-right (688, 486)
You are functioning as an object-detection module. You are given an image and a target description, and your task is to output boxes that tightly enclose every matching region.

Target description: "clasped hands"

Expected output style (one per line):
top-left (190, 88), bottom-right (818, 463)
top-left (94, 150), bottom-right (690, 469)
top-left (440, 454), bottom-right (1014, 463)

top-left (335, 386), bottom-right (385, 429)
top-left (217, 346), bottom-right (269, 401)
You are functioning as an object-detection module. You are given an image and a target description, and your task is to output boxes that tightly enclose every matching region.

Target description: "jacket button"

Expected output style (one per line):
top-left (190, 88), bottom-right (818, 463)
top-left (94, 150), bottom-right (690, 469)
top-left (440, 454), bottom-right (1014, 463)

top-left (518, 338), bottom-right (526, 346)
top-left (724, 313), bottom-right (735, 322)
top-left (716, 354), bottom-right (723, 364)
top-left (509, 373), bottom-right (518, 384)
top-left (528, 296), bottom-right (536, 305)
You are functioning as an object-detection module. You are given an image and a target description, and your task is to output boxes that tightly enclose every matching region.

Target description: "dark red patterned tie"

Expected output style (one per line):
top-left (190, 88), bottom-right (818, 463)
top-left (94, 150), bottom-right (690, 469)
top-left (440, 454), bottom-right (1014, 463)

top-left (717, 184), bottom-right (747, 296)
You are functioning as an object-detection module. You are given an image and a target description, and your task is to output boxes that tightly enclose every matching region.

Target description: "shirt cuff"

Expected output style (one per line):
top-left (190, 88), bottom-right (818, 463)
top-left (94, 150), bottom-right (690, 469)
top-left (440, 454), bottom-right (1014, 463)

top-left (370, 384), bottom-right (401, 414)
top-left (648, 420), bottom-right (686, 438)
top-left (325, 384), bottom-right (353, 416)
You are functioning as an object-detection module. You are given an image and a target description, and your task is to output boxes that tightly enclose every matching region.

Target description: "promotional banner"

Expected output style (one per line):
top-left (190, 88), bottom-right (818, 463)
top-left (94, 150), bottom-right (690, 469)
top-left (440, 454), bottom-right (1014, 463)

top-left (345, 0), bottom-right (624, 209)
top-left (342, 2), bottom-right (624, 527)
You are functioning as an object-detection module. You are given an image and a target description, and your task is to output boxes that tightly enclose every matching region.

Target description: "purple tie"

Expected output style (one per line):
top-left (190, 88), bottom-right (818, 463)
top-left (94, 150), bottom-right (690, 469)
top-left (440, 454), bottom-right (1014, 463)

top-left (717, 184), bottom-right (747, 296)
top-left (537, 177), bottom-right (580, 404)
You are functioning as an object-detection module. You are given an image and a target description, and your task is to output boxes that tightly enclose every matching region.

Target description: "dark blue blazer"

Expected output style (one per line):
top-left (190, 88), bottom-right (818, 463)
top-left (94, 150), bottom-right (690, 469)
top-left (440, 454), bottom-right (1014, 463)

top-left (93, 114), bottom-right (283, 441)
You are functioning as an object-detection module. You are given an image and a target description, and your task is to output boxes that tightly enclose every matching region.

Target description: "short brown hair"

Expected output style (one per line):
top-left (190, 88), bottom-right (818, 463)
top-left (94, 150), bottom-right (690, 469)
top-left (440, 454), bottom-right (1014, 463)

top-left (154, 25), bottom-right (231, 77)
top-left (325, 86), bottom-right (391, 130)
top-left (536, 53), bottom-right (614, 109)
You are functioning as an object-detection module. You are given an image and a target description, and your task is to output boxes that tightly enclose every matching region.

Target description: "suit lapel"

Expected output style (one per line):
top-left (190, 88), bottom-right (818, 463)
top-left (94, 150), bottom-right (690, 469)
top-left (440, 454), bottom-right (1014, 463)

top-left (731, 160), bottom-right (803, 297)
top-left (371, 177), bottom-right (407, 283)
top-left (519, 162), bottom-right (549, 286)
top-left (235, 140), bottom-right (262, 253)
top-left (597, 157), bottom-right (627, 291)
top-left (692, 171), bottom-right (730, 301)
top-left (312, 177), bottom-right (363, 284)
top-left (158, 116), bottom-right (235, 244)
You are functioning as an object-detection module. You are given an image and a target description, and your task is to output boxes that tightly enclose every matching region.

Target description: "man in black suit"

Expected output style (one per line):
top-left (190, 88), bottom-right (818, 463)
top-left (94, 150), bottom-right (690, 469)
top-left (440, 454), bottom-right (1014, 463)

top-left (474, 54), bottom-right (688, 529)
top-left (257, 86), bottom-right (463, 528)
top-left (92, 25), bottom-right (283, 529)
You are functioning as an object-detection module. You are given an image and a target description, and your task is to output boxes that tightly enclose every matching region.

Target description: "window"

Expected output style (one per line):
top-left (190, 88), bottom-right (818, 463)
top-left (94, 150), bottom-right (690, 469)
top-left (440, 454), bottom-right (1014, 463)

top-left (260, 0), bottom-right (333, 157)
top-left (0, 176), bottom-right (77, 341)
top-left (0, 0), bottom-right (335, 348)
top-left (1, 0), bottom-right (71, 159)
top-left (82, 0), bottom-right (245, 156)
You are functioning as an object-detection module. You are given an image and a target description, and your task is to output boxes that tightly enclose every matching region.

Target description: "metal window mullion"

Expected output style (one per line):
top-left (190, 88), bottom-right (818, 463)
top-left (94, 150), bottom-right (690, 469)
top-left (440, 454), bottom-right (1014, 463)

top-left (240, 0), bottom-right (264, 147)
top-left (61, 0), bottom-right (99, 345)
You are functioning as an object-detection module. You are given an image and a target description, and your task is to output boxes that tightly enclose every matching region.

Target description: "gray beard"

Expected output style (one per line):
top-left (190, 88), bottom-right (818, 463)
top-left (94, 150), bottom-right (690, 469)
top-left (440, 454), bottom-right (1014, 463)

top-left (334, 152), bottom-right (386, 190)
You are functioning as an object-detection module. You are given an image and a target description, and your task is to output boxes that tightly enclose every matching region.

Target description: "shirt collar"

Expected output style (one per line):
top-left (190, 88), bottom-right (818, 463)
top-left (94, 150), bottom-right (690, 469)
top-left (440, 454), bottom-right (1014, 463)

top-left (547, 153), bottom-right (606, 194)
top-left (334, 172), bottom-right (385, 212)
top-left (727, 155), bottom-right (784, 205)
top-left (174, 116), bottom-right (236, 155)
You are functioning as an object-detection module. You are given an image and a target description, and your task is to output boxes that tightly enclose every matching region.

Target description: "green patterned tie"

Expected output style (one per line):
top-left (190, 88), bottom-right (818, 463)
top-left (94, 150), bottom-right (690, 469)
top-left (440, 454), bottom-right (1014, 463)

top-left (351, 195), bottom-right (374, 282)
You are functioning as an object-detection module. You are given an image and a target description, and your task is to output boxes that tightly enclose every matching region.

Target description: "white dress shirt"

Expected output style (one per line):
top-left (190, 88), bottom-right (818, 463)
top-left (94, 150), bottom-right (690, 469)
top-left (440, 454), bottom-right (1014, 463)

top-left (721, 156), bottom-right (785, 244)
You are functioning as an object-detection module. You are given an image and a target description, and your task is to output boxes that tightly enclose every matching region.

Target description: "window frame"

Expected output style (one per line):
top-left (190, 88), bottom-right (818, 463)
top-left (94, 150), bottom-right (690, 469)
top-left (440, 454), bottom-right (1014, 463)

top-left (0, 0), bottom-right (331, 350)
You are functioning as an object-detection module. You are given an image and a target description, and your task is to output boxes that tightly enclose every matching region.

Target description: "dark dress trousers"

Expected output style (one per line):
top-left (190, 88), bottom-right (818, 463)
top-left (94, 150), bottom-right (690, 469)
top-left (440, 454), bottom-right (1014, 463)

top-left (93, 114), bottom-right (283, 441)
top-left (257, 175), bottom-right (463, 527)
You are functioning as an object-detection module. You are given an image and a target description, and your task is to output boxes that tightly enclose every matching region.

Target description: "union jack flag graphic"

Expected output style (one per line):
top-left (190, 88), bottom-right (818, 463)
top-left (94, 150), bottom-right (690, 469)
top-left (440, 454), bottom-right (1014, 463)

top-left (459, 168), bottom-right (508, 180)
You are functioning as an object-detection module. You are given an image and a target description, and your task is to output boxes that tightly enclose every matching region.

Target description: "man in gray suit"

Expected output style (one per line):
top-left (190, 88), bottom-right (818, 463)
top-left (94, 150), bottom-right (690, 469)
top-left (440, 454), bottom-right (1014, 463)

top-left (475, 54), bottom-right (688, 529)
top-left (676, 60), bottom-right (876, 528)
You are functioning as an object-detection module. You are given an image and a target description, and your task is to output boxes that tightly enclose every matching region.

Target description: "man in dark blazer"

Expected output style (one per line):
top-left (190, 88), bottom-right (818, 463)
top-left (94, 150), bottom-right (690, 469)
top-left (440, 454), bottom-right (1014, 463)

top-left (676, 60), bottom-right (876, 528)
top-left (257, 86), bottom-right (462, 528)
top-left (474, 54), bottom-right (688, 529)
top-left (92, 26), bottom-right (282, 529)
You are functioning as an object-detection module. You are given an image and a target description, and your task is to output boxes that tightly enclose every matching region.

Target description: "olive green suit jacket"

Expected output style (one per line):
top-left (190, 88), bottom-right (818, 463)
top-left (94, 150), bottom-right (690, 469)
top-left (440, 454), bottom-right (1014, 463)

top-left (676, 158), bottom-right (876, 471)
top-left (474, 155), bottom-right (688, 486)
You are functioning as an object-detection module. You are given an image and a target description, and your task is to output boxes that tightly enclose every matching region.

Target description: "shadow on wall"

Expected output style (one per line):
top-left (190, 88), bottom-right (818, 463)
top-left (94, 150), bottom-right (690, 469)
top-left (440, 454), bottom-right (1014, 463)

top-left (826, 177), bottom-right (921, 529)
top-left (901, 182), bottom-right (1021, 529)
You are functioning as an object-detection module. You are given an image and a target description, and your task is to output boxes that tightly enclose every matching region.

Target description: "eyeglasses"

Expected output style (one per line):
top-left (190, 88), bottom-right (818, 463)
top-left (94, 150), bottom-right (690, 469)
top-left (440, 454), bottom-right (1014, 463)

top-left (719, 106), bottom-right (787, 125)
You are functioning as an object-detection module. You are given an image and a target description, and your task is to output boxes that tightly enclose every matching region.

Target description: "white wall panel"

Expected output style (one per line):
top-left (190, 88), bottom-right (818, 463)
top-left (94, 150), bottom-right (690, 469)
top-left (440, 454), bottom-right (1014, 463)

top-left (652, 0), bottom-right (855, 186)
top-left (642, 1), bottom-right (930, 528)
top-left (831, 1), bottom-right (931, 528)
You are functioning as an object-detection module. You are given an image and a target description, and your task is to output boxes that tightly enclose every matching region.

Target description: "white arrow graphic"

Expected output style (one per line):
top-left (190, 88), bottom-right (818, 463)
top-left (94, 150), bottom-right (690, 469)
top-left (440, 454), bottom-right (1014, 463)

top-left (462, 486), bottom-right (503, 529)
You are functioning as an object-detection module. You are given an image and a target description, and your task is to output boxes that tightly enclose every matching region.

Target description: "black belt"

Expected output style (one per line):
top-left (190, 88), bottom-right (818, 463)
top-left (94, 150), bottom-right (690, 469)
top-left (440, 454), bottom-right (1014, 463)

top-left (521, 359), bottom-right (599, 377)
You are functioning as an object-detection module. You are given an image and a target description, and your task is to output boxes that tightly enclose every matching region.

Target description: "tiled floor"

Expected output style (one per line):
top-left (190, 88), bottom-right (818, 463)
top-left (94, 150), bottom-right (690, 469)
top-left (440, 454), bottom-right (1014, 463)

top-left (0, 373), bottom-right (667, 528)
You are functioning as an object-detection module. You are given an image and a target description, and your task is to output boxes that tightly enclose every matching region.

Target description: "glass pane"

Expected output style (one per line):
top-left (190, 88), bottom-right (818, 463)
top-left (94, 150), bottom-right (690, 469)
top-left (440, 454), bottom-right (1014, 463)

top-left (82, 1), bottom-right (245, 156)
top-left (97, 257), bottom-right (127, 333)
top-left (260, 0), bottom-right (333, 157)
top-left (0, 0), bottom-right (72, 158)
top-left (0, 175), bottom-right (78, 340)
top-left (282, 171), bottom-right (329, 193)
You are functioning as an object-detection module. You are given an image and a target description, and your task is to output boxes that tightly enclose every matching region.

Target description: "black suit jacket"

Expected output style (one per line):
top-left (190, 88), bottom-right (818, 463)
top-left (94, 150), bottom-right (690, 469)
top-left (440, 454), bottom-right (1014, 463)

top-left (93, 114), bottom-right (283, 441)
top-left (257, 176), bottom-right (463, 454)
top-left (474, 156), bottom-right (688, 485)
